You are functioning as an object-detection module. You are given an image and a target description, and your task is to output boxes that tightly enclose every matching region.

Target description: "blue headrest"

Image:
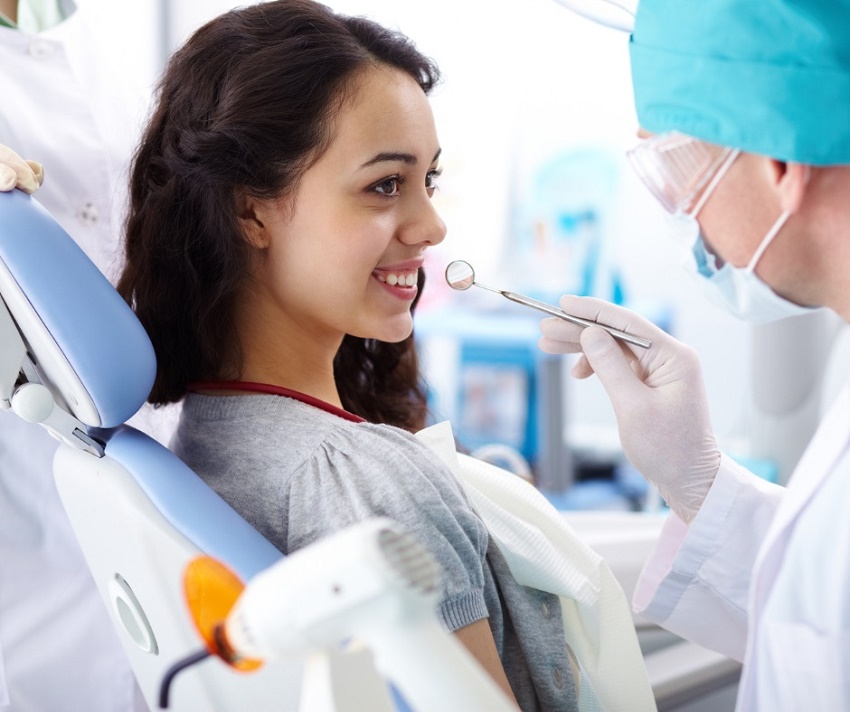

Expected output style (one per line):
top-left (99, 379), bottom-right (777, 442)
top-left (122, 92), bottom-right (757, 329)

top-left (0, 190), bottom-right (155, 427)
top-left (104, 427), bottom-right (284, 581)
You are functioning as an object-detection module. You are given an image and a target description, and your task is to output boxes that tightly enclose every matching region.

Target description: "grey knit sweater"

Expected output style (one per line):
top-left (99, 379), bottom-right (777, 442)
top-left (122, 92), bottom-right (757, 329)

top-left (173, 392), bottom-right (577, 711)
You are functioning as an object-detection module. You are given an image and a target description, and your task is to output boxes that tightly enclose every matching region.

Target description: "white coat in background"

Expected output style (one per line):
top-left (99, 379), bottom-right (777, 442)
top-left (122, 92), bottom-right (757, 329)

top-left (0, 2), bottom-right (153, 710)
top-left (634, 380), bottom-right (850, 710)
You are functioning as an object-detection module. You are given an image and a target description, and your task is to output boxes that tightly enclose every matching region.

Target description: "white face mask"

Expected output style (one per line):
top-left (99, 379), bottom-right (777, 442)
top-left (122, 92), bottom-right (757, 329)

top-left (690, 210), bottom-right (816, 323)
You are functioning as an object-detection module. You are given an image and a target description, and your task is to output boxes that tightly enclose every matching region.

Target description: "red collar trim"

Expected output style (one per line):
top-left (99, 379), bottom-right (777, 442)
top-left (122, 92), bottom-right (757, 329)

top-left (188, 380), bottom-right (366, 424)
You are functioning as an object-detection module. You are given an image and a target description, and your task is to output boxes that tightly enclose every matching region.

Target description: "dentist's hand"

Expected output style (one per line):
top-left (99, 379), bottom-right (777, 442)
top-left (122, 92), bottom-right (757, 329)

top-left (0, 144), bottom-right (43, 194)
top-left (539, 296), bottom-right (720, 523)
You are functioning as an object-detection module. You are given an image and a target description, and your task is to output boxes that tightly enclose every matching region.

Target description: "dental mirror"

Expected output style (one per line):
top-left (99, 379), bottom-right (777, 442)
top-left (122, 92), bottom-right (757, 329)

top-left (445, 259), bottom-right (651, 350)
top-left (445, 260), bottom-right (476, 291)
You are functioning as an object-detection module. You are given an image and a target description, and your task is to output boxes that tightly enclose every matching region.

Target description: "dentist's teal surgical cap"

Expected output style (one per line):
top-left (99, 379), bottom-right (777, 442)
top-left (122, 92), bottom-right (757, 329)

top-left (629, 0), bottom-right (850, 165)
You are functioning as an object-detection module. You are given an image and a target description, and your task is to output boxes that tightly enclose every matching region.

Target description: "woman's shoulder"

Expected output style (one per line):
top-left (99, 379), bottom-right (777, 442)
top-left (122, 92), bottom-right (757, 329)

top-left (174, 393), bottom-right (450, 482)
top-left (174, 393), bottom-right (344, 474)
top-left (299, 418), bottom-right (452, 489)
top-left (288, 419), bottom-right (491, 589)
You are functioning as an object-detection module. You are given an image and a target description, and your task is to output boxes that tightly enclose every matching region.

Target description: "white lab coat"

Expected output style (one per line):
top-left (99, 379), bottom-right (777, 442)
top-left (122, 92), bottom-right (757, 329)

top-left (0, 4), bottom-right (152, 710)
top-left (634, 380), bottom-right (850, 710)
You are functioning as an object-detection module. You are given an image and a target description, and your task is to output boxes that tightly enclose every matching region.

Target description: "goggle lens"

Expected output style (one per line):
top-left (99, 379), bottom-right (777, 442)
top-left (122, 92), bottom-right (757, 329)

top-left (627, 132), bottom-right (737, 217)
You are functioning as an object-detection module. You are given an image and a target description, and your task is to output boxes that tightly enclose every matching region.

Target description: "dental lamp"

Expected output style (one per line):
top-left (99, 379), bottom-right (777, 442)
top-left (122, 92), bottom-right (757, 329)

top-left (552, 0), bottom-right (636, 32)
top-left (162, 518), bottom-right (517, 712)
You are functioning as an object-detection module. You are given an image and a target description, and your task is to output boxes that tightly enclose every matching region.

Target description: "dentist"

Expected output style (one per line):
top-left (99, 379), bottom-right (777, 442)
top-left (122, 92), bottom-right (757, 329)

top-left (541, 0), bottom-right (850, 709)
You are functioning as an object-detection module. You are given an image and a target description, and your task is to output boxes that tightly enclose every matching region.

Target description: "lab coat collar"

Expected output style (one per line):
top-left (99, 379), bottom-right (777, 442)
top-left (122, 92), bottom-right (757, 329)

top-left (58, 0), bottom-right (76, 19)
top-left (0, 0), bottom-right (76, 33)
top-left (753, 378), bottom-right (850, 604)
top-left (25, 0), bottom-right (66, 31)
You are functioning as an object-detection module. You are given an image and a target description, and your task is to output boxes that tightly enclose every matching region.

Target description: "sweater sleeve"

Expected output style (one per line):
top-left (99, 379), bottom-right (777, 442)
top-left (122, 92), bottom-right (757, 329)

top-left (284, 423), bottom-right (491, 632)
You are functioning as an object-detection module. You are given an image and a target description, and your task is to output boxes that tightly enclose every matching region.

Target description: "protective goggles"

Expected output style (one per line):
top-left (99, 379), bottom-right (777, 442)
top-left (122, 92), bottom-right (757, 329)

top-left (626, 132), bottom-right (740, 218)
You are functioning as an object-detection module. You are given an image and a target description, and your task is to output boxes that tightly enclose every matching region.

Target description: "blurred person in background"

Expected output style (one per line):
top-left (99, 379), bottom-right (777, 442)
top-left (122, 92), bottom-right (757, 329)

top-left (0, 0), bottom-right (151, 708)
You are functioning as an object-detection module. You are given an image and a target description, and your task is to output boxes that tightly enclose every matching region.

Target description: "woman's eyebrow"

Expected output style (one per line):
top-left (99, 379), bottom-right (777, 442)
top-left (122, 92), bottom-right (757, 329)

top-left (359, 148), bottom-right (442, 169)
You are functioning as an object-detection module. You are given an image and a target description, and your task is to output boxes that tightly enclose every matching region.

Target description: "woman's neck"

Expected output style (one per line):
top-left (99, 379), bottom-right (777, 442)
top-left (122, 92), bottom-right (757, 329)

top-left (236, 326), bottom-right (343, 408)
top-left (233, 281), bottom-right (345, 408)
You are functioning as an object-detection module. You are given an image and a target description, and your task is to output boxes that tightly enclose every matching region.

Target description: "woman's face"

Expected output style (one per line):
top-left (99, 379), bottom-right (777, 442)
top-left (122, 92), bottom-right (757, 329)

top-left (244, 65), bottom-right (446, 359)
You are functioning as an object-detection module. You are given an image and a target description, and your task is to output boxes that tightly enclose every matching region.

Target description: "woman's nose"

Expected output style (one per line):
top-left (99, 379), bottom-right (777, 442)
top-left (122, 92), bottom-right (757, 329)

top-left (400, 195), bottom-right (447, 246)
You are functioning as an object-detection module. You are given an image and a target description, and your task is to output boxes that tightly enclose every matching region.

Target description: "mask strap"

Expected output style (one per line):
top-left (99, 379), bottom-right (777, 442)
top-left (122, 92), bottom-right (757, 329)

top-left (746, 210), bottom-right (791, 273)
top-left (688, 149), bottom-right (741, 220)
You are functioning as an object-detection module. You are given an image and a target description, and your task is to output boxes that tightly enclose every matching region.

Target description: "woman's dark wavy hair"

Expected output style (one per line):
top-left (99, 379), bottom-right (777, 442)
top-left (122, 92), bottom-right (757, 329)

top-left (117, 0), bottom-right (440, 432)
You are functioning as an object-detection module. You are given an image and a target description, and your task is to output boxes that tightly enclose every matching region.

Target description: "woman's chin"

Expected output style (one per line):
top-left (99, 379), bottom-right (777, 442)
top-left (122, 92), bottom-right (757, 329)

top-left (362, 316), bottom-right (414, 344)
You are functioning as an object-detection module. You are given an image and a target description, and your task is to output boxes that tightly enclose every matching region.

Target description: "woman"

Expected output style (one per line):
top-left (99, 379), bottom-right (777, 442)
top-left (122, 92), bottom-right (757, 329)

top-left (118, 2), bottom-right (576, 709)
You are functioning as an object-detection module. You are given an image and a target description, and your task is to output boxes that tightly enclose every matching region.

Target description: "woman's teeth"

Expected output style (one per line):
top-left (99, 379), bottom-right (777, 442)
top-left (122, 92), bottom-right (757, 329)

top-left (377, 272), bottom-right (418, 287)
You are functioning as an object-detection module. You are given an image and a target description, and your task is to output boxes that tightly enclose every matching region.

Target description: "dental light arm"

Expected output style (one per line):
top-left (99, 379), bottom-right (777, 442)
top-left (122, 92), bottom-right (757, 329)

top-left (552, 0), bottom-right (637, 32)
top-left (169, 518), bottom-right (518, 712)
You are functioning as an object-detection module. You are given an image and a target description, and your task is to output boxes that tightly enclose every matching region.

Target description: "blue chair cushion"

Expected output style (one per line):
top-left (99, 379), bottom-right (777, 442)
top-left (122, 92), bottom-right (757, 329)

top-left (0, 190), bottom-right (155, 427)
top-left (103, 426), bottom-right (283, 581)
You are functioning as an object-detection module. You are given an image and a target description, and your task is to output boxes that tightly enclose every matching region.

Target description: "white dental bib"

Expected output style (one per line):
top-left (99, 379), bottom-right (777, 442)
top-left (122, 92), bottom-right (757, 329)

top-left (416, 421), bottom-right (656, 712)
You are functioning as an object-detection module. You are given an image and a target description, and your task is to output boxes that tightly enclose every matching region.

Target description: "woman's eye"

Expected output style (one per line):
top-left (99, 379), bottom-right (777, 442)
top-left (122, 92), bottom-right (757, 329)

top-left (373, 177), bottom-right (401, 196)
top-left (425, 168), bottom-right (442, 192)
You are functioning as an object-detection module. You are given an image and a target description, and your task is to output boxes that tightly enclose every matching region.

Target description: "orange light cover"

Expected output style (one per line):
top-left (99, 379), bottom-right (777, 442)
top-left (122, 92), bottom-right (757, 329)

top-left (183, 556), bottom-right (263, 672)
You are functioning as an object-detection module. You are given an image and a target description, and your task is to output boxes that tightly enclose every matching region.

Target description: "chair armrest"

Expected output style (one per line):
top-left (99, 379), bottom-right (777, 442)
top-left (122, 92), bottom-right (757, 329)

top-left (644, 638), bottom-right (742, 711)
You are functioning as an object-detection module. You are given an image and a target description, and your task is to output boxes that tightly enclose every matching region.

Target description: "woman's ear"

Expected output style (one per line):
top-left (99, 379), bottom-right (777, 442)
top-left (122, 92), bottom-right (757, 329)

top-left (236, 192), bottom-right (269, 249)
top-left (770, 160), bottom-right (813, 215)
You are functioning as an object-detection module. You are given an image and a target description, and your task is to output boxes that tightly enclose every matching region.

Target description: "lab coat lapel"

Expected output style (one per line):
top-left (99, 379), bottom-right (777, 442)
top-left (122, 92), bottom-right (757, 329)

top-left (753, 380), bottom-right (850, 605)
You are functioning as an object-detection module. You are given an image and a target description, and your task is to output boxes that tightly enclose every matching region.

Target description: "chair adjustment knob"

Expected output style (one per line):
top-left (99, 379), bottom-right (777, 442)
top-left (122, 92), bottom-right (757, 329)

top-left (11, 382), bottom-right (55, 423)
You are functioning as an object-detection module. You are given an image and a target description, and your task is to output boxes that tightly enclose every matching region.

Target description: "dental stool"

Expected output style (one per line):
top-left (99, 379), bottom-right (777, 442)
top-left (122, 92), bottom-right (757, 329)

top-left (0, 190), bottom-right (395, 711)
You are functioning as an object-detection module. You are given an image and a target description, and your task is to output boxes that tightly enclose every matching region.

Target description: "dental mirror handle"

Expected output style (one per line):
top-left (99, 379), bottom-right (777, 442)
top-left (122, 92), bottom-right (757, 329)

top-left (502, 291), bottom-right (652, 349)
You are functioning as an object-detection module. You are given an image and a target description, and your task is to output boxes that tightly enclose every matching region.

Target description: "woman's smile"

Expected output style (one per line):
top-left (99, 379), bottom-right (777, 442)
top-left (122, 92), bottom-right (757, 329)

top-left (372, 258), bottom-right (423, 301)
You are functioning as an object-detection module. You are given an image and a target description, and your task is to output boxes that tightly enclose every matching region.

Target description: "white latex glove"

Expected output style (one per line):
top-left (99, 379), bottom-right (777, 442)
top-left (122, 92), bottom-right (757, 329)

top-left (539, 295), bottom-right (720, 523)
top-left (0, 143), bottom-right (43, 194)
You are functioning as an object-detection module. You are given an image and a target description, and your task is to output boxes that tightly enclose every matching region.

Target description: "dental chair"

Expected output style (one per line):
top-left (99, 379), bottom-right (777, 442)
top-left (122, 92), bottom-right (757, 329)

top-left (0, 190), bottom-right (400, 711)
